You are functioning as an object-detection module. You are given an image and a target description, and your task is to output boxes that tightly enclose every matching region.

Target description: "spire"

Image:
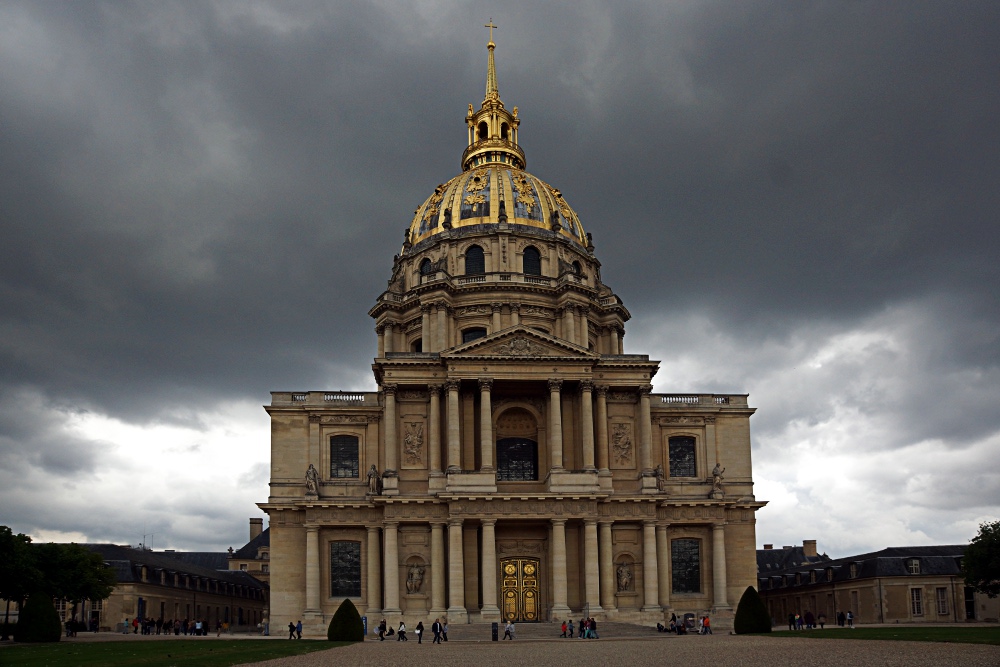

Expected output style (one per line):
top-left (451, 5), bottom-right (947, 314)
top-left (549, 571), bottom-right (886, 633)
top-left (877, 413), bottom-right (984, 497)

top-left (485, 19), bottom-right (499, 101)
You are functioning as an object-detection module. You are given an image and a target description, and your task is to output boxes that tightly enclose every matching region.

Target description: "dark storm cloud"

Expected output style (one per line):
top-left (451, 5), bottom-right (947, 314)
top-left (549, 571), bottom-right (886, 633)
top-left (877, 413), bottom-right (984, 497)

top-left (1, 1), bottom-right (998, 550)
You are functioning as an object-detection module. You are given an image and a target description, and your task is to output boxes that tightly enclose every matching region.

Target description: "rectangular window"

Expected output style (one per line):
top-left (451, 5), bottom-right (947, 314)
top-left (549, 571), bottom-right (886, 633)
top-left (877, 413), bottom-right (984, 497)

top-left (670, 538), bottom-right (701, 593)
top-left (936, 587), bottom-right (948, 615)
top-left (329, 435), bottom-right (359, 478)
top-left (911, 588), bottom-right (923, 616)
top-left (668, 436), bottom-right (697, 477)
top-left (907, 559), bottom-right (921, 574)
top-left (330, 541), bottom-right (362, 597)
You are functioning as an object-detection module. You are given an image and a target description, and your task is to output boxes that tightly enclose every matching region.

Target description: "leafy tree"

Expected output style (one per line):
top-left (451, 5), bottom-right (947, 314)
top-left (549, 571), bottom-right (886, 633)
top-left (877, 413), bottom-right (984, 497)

top-left (734, 585), bottom-right (772, 634)
top-left (13, 592), bottom-right (62, 643)
top-left (0, 526), bottom-right (40, 640)
top-left (32, 542), bottom-right (116, 604)
top-left (327, 598), bottom-right (363, 642)
top-left (963, 520), bottom-right (1000, 598)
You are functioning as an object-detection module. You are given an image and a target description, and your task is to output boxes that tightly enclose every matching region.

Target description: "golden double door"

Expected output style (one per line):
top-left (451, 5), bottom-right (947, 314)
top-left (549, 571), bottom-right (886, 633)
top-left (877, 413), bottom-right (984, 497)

top-left (500, 557), bottom-right (540, 622)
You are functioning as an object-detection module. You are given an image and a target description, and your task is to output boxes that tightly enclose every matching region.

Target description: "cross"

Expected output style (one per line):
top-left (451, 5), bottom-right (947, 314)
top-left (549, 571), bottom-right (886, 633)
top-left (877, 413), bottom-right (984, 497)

top-left (484, 19), bottom-right (498, 43)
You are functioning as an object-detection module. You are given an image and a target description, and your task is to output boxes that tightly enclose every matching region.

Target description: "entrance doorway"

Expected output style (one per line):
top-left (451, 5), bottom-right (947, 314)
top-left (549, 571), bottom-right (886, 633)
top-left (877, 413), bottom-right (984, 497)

top-left (500, 557), bottom-right (540, 622)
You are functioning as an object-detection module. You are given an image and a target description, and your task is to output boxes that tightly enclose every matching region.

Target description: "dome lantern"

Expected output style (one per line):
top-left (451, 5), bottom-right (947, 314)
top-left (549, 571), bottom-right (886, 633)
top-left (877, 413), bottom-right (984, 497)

top-left (462, 24), bottom-right (524, 171)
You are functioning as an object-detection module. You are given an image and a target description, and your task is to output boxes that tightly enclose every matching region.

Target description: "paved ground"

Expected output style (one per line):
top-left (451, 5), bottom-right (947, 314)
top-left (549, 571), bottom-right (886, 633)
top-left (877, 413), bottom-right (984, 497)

top-left (239, 633), bottom-right (1000, 667)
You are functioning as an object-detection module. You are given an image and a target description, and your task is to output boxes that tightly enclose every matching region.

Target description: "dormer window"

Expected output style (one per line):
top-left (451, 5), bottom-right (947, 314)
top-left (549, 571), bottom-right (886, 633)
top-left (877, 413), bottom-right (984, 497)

top-left (906, 558), bottom-right (921, 575)
top-left (826, 567), bottom-right (834, 582)
top-left (849, 563), bottom-right (858, 578)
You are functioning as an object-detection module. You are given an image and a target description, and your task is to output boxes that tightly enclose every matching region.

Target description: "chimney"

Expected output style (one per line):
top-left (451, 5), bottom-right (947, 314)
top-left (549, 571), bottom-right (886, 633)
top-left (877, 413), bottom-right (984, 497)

top-left (763, 544), bottom-right (773, 550)
top-left (803, 539), bottom-right (817, 558)
top-left (250, 518), bottom-right (263, 541)
top-left (783, 545), bottom-right (792, 550)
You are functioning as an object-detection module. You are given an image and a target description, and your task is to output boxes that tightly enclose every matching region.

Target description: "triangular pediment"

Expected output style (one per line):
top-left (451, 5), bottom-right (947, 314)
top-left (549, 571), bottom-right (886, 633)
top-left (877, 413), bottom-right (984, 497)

top-left (441, 326), bottom-right (597, 359)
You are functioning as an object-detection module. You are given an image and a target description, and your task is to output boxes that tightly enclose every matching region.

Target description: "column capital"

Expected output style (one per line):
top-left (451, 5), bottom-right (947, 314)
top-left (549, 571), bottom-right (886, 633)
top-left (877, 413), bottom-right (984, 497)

top-left (713, 521), bottom-right (728, 529)
top-left (551, 517), bottom-right (567, 527)
top-left (428, 383), bottom-right (443, 395)
top-left (598, 519), bottom-right (614, 527)
top-left (478, 377), bottom-right (494, 392)
top-left (642, 518), bottom-right (657, 527)
top-left (705, 416), bottom-right (716, 424)
top-left (481, 518), bottom-right (497, 527)
top-left (579, 379), bottom-right (594, 393)
top-left (509, 302), bottom-right (520, 314)
top-left (366, 524), bottom-right (381, 533)
top-left (583, 518), bottom-right (598, 527)
top-left (420, 303), bottom-right (432, 314)
top-left (547, 379), bottom-right (563, 392)
top-left (491, 302), bottom-right (503, 313)
top-left (429, 520), bottom-right (447, 528)
top-left (448, 517), bottom-right (464, 527)
top-left (383, 520), bottom-right (399, 528)
top-left (443, 379), bottom-right (460, 392)
top-left (638, 384), bottom-right (653, 396)
top-left (382, 383), bottom-right (398, 395)
top-left (594, 384), bottom-right (609, 397)
top-left (305, 524), bottom-right (319, 532)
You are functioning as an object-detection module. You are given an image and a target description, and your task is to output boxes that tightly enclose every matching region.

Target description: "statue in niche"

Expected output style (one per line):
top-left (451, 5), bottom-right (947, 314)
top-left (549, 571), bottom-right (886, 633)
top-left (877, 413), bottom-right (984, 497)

top-left (611, 423), bottom-right (632, 464)
top-left (405, 564), bottom-right (425, 594)
top-left (403, 423), bottom-right (424, 464)
top-left (616, 561), bottom-right (632, 592)
top-left (304, 464), bottom-right (319, 496)
top-left (655, 463), bottom-right (666, 492)
top-left (367, 464), bottom-right (382, 495)
top-left (712, 463), bottom-right (726, 492)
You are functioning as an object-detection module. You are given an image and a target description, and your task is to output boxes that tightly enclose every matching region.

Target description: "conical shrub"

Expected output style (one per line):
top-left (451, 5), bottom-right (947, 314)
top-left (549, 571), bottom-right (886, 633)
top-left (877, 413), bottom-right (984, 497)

top-left (13, 593), bottom-right (62, 643)
top-left (734, 585), bottom-right (772, 634)
top-left (327, 598), bottom-right (364, 642)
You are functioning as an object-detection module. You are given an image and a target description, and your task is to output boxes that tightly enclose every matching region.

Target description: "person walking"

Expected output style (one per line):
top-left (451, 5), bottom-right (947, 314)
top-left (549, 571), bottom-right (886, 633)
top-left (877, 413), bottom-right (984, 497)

top-left (702, 615), bottom-right (712, 635)
top-left (847, 611), bottom-right (854, 628)
top-left (560, 620), bottom-right (567, 637)
top-left (288, 621), bottom-right (296, 639)
top-left (416, 621), bottom-right (424, 643)
top-left (295, 620), bottom-right (302, 639)
top-left (397, 620), bottom-right (407, 641)
top-left (431, 618), bottom-right (442, 644)
top-left (567, 619), bottom-right (574, 638)
top-left (589, 618), bottom-right (598, 639)
top-left (441, 620), bottom-right (448, 641)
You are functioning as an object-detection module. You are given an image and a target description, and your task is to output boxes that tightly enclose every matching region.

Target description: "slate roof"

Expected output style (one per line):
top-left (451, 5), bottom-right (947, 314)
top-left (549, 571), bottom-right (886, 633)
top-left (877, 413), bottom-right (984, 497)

top-left (163, 551), bottom-right (229, 570)
top-left (232, 528), bottom-right (269, 560)
top-left (84, 544), bottom-right (265, 590)
top-left (757, 546), bottom-right (830, 573)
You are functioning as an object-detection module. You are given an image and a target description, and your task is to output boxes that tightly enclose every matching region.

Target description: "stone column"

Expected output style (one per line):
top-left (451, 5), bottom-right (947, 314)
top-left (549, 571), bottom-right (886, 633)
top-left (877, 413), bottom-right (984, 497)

top-left (421, 304), bottom-right (432, 352)
top-left (305, 526), bottom-right (320, 612)
top-left (376, 325), bottom-right (385, 358)
top-left (510, 303), bottom-right (520, 326)
top-left (598, 521), bottom-right (615, 612)
top-left (491, 302), bottom-right (503, 332)
top-left (367, 526), bottom-right (382, 615)
top-left (595, 386), bottom-right (610, 474)
top-left (445, 380), bottom-right (461, 471)
top-left (428, 384), bottom-right (443, 475)
top-left (641, 520), bottom-right (659, 612)
top-left (430, 522), bottom-right (446, 616)
top-left (383, 522), bottom-right (401, 613)
top-left (383, 323), bottom-right (394, 354)
top-left (578, 307), bottom-right (589, 346)
top-left (447, 519), bottom-right (466, 617)
top-left (609, 326), bottom-right (619, 354)
top-left (583, 519), bottom-right (602, 613)
top-left (712, 523), bottom-right (729, 609)
top-left (638, 385), bottom-right (653, 474)
top-left (435, 303), bottom-right (447, 352)
top-left (548, 380), bottom-right (564, 470)
top-left (383, 384), bottom-right (398, 474)
top-left (564, 306), bottom-right (576, 345)
top-left (481, 519), bottom-right (500, 619)
top-left (550, 519), bottom-right (571, 618)
top-left (580, 381), bottom-right (596, 470)
top-left (656, 523), bottom-right (671, 611)
top-left (479, 378), bottom-right (494, 471)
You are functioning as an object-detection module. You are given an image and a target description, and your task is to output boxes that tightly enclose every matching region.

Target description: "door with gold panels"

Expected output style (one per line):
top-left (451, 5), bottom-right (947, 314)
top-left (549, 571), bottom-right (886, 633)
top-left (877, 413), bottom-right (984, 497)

top-left (500, 557), bottom-right (540, 622)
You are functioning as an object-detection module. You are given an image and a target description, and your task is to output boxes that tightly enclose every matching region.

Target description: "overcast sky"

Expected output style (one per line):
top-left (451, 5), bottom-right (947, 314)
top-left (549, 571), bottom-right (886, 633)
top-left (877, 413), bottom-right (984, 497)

top-left (1, 1), bottom-right (997, 558)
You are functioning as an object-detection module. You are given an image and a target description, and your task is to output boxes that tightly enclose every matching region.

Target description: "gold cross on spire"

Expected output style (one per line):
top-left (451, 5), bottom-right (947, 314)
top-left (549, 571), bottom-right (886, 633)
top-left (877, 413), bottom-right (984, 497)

top-left (484, 19), bottom-right (498, 44)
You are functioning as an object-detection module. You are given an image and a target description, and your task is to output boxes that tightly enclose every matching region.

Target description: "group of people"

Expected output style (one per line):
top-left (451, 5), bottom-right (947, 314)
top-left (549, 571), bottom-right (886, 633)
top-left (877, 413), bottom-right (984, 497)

top-left (287, 620), bottom-right (303, 639)
top-left (655, 612), bottom-right (711, 635)
top-left (787, 610), bottom-right (851, 629)
top-left (559, 617), bottom-right (599, 639)
top-left (375, 617), bottom-right (449, 643)
top-left (124, 617), bottom-right (223, 636)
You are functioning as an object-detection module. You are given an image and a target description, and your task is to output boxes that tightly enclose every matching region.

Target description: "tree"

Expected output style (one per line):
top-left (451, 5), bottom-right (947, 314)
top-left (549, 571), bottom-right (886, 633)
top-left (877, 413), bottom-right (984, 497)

top-left (734, 585), bottom-right (772, 634)
top-left (0, 526), bottom-right (40, 640)
top-left (963, 520), bottom-right (1000, 598)
top-left (13, 593), bottom-right (62, 643)
top-left (327, 598), bottom-right (363, 642)
top-left (32, 543), bottom-right (116, 604)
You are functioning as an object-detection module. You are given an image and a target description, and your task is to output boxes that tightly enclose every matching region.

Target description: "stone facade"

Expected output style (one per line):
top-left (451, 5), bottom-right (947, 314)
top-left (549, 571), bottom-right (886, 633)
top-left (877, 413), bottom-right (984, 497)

top-left (260, 37), bottom-right (766, 636)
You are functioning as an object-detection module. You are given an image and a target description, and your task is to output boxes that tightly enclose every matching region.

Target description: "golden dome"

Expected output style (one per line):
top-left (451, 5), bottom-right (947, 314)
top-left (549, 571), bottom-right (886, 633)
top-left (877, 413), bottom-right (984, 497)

top-left (408, 166), bottom-right (587, 247)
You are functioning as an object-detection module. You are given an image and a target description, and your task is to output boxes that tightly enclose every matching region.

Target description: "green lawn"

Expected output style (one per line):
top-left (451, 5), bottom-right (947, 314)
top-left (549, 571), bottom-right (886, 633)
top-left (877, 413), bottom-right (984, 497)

top-left (767, 626), bottom-right (1000, 645)
top-left (0, 638), bottom-right (350, 667)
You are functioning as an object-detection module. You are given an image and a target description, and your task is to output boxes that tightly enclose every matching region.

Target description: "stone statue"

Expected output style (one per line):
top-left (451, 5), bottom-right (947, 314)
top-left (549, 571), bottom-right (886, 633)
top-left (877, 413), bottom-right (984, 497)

top-left (616, 561), bottom-right (632, 592)
top-left (305, 464), bottom-right (319, 495)
top-left (712, 463), bottom-right (726, 492)
top-left (655, 463), bottom-right (666, 491)
top-left (367, 464), bottom-right (382, 495)
top-left (468, 103), bottom-right (474, 116)
top-left (405, 564), bottom-right (425, 593)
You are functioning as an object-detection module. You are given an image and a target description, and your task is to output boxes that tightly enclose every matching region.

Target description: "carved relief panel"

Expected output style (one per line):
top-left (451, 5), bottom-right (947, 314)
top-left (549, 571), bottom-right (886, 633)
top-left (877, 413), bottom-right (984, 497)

top-left (609, 421), bottom-right (635, 469)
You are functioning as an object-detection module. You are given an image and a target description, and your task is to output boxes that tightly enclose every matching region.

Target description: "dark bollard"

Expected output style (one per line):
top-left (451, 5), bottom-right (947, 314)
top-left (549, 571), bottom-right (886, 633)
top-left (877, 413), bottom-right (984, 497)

top-left (492, 622), bottom-right (499, 641)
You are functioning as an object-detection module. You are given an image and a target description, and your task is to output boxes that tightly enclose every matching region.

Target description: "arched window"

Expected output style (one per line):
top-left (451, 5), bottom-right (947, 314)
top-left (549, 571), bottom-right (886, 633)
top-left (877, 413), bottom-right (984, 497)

top-left (497, 437), bottom-right (538, 481)
top-left (462, 327), bottom-right (487, 343)
top-left (420, 258), bottom-right (433, 275)
top-left (410, 339), bottom-right (422, 353)
top-left (478, 121), bottom-right (489, 140)
top-left (668, 436), bottom-right (696, 477)
top-left (523, 246), bottom-right (541, 275)
top-left (465, 245), bottom-right (485, 275)
top-left (572, 260), bottom-right (582, 275)
top-left (330, 435), bottom-right (359, 478)
top-left (500, 122), bottom-right (509, 140)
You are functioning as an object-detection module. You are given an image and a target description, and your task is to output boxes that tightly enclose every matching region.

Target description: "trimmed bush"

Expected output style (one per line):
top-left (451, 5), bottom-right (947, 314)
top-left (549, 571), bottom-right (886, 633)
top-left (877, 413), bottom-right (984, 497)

top-left (327, 598), bottom-right (363, 642)
top-left (13, 593), bottom-right (62, 642)
top-left (734, 585), bottom-right (772, 634)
